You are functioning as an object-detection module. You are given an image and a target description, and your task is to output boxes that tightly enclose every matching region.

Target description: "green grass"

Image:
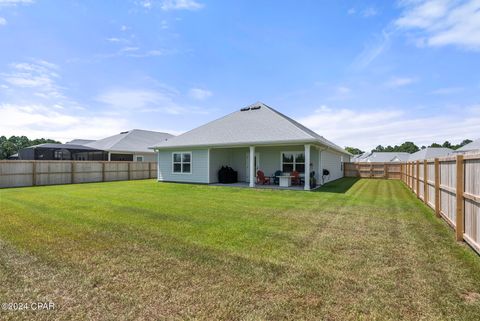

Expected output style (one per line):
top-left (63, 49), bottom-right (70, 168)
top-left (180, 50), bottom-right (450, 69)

top-left (0, 178), bottom-right (479, 320)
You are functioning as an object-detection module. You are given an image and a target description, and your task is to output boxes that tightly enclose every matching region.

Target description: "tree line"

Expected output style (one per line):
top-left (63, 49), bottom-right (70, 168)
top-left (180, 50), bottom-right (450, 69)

top-left (345, 139), bottom-right (473, 155)
top-left (0, 136), bottom-right (61, 160)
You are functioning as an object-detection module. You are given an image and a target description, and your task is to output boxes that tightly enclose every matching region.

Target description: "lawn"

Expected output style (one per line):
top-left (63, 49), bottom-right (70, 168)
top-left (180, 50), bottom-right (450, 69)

top-left (0, 178), bottom-right (479, 321)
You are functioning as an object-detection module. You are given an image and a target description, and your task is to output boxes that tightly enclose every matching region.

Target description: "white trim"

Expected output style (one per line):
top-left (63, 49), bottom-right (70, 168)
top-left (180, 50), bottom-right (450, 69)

top-left (280, 151), bottom-right (305, 173)
top-left (249, 146), bottom-right (255, 187)
top-left (157, 151), bottom-right (160, 181)
top-left (304, 144), bottom-right (310, 191)
top-left (135, 155), bottom-right (144, 162)
top-left (207, 148), bottom-right (211, 184)
top-left (171, 151), bottom-right (192, 174)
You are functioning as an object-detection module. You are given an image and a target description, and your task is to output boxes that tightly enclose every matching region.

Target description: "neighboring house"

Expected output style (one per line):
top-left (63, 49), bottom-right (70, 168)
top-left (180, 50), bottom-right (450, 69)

top-left (67, 139), bottom-right (96, 145)
top-left (85, 129), bottom-right (173, 162)
top-left (409, 147), bottom-right (453, 161)
top-left (18, 143), bottom-right (106, 160)
top-left (152, 102), bottom-right (351, 190)
top-left (351, 152), bottom-right (372, 162)
top-left (362, 152), bottom-right (410, 163)
top-left (454, 138), bottom-right (480, 154)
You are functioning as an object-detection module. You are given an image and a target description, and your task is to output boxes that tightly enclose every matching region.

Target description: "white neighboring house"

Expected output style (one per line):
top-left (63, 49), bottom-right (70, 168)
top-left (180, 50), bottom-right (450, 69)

top-left (359, 152), bottom-right (410, 163)
top-left (409, 147), bottom-right (453, 161)
top-left (83, 129), bottom-right (174, 162)
top-left (152, 102), bottom-right (351, 190)
top-left (454, 138), bottom-right (480, 154)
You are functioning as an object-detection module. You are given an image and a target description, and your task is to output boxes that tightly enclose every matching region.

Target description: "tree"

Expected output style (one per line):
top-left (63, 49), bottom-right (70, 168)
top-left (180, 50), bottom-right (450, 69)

top-left (396, 141), bottom-right (420, 153)
top-left (372, 145), bottom-right (385, 152)
top-left (0, 136), bottom-right (61, 159)
top-left (442, 141), bottom-right (453, 149)
top-left (345, 146), bottom-right (364, 155)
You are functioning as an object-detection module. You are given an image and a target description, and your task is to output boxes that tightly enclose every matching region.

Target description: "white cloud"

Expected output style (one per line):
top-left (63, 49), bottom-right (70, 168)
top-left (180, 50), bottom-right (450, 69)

top-left (0, 103), bottom-right (128, 142)
top-left (395, 0), bottom-right (480, 50)
top-left (0, 0), bottom-right (34, 7)
top-left (106, 37), bottom-right (129, 43)
top-left (298, 105), bottom-right (480, 150)
top-left (188, 88), bottom-right (212, 100)
top-left (362, 7), bottom-right (378, 17)
top-left (430, 87), bottom-right (464, 94)
top-left (160, 0), bottom-right (204, 11)
top-left (0, 17), bottom-right (6, 26)
top-left (386, 76), bottom-right (416, 87)
top-left (352, 29), bottom-right (392, 69)
top-left (348, 8), bottom-right (356, 15)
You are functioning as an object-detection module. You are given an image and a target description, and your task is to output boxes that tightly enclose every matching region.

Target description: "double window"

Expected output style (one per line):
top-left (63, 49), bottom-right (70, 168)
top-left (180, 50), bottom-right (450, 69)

top-left (172, 152), bottom-right (192, 174)
top-left (281, 152), bottom-right (305, 173)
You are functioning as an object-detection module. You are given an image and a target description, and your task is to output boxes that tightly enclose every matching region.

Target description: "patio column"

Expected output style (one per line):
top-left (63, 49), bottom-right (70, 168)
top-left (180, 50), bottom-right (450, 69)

top-left (107, 152), bottom-right (111, 161)
top-left (304, 144), bottom-right (311, 190)
top-left (249, 146), bottom-right (255, 187)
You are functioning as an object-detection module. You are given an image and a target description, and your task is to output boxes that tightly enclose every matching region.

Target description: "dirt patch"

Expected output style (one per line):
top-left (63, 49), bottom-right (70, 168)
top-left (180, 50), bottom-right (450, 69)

top-left (462, 292), bottom-right (480, 304)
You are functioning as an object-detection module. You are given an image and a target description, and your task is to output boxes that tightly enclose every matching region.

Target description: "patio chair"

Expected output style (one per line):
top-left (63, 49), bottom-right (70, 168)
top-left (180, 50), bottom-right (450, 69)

top-left (273, 170), bottom-right (283, 185)
top-left (256, 170), bottom-right (271, 185)
top-left (291, 171), bottom-right (303, 185)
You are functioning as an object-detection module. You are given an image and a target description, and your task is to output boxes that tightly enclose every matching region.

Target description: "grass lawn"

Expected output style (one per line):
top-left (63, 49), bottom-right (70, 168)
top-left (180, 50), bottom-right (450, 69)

top-left (1, 178), bottom-right (479, 320)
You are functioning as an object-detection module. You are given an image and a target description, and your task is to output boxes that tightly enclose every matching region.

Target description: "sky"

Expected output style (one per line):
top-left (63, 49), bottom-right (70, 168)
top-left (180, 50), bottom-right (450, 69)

top-left (0, 0), bottom-right (479, 151)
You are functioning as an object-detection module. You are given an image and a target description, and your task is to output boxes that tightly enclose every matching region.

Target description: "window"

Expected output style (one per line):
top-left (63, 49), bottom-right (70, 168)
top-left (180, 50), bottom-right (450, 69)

top-left (172, 152), bottom-right (192, 174)
top-left (281, 152), bottom-right (305, 173)
top-left (135, 155), bottom-right (144, 162)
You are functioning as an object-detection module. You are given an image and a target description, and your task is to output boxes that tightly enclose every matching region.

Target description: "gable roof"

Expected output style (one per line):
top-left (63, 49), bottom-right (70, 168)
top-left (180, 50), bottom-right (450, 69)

top-left (409, 147), bottom-right (453, 161)
top-left (25, 143), bottom-right (102, 151)
top-left (455, 138), bottom-right (480, 152)
top-left (86, 129), bottom-right (173, 153)
top-left (153, 102), bottom-right (349, 155)
top-left (363, 152), bottom-right (411, 163)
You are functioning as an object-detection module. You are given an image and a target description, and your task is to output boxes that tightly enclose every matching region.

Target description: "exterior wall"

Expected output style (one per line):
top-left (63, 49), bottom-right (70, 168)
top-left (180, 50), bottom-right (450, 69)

top-left (134, 153), bottom-right (157, 162)
top-left (320, 149), bottom-right (344, 183)
top-left (256, 145), bottom-right (307, 178)
top-left (157, 149), bottom-right (209, 183)
top-left (209, 149), bottom-right (231, 183)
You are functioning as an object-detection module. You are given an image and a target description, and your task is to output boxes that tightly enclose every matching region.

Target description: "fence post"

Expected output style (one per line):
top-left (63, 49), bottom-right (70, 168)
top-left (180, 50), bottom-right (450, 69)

top-left (434, 158), bottom-right (440, 217)
top-left (71, 161), bottom-right (75, 184)
top-left (102, 162), bottom-right (106, 182)
top-left (384, 163), bottom-right (388, 179)
top-left (128, 162), bottom-right (131, 180)
top-left (455, 155), bottom-right (464, 241)
top-left (424, 160), bottom-right (428, 204)
top-left (416, 161), bottom-right (420, 197)
top-left (32, 161), bottom-right (36, 186)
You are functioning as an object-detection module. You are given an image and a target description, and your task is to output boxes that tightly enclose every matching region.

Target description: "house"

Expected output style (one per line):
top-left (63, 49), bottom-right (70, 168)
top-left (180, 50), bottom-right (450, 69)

top-left (409, 147), bottom-right (453, 161)
top-left (361, 152), bottom-right (410, 163)
top-left (152, 102), bottom-right (351, 190)
top-left (85, 129), bottom-right (173, 162)
top-left (18, 143), bottom-right (107, 160)
top-left (66, 139), bottom-right (96, 145)
top-left (454, 138), bottom-right (480, 154)
top-left (351, 152), bottom-right (372, 162)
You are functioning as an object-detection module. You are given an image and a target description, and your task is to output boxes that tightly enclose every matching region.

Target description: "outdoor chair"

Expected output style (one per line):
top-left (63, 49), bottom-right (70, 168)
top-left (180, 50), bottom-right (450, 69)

top-left (291, 170), bottom-right (303, 185)
top-left (256, 170), bottom-right (271, 185)
top-left (273, 170), bottom-right (283, 185)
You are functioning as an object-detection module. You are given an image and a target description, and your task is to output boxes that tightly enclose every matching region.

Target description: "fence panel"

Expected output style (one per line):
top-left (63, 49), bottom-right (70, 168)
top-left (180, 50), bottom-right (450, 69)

top-left (0, 160), bottom-right (157, 188)
top-left (464, 158), bottom-right (480, 253)
top-left (440, 160), bottom-right (457, 226)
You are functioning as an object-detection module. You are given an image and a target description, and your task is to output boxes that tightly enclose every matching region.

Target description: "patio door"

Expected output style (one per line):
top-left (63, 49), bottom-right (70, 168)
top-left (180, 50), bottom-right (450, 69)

top-left (246, 152), bottom-right (260, 182)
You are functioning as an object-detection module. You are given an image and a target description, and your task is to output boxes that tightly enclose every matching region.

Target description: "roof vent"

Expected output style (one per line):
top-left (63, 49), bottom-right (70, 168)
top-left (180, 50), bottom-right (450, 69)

top-left (240, 107), bottom-right (250, 111)
top-left (251, 106), bottom-right (261, 110)
top-left (120, 131), bottom-right (129, 134)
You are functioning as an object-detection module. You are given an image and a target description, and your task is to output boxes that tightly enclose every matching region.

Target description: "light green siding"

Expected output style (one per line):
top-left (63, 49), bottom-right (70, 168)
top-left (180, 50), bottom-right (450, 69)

top-left (157, 149), bottom-right (209, 183)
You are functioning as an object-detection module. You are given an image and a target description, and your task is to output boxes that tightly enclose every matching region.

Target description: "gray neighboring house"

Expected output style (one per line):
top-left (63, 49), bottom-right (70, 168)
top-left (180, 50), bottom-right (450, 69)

top-left (409, 147), bottom-right (453, 161)
top-left (362, 152), bottom-right (410, 163)
top-left (67, 139), bottom-right (96, 145)
top-left (454, 138), bottom-right (480, 154)
top-left (152, 102), bottom-right (351, 190)
top-left (85, 129), bottom-right (174, 162)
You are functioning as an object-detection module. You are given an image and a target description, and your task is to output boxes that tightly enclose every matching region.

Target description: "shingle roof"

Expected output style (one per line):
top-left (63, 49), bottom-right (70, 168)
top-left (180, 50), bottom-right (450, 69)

top-left (86, 129), bottom-right (173, 153)
top-left (456, 138), bottom-right (480, 152)
top-left (27, 143), bottom-right (101, 151)
top-left (67, 139), bottom-right (96, 145)
top-left (153, 102), bottom-right (349, 155)
top-left (409, 147), bottom-right (453, 161)
top-left (362, 152), bottom-right (410, 163)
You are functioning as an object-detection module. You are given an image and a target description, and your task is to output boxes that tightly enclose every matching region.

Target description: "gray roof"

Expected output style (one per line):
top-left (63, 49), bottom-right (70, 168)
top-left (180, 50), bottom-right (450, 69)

top-left (67, 139), bottom-right (96, 145)
top-left (153, 102), bottom-right (350, 155)
top-left (362, 152), bottom-right (410, 163)
top-left (455, 138), bottom-right (480, 152)
top-left (86, 129), bottom-right (173, 153)
top-left (409, 147), bottom-right (453, 161)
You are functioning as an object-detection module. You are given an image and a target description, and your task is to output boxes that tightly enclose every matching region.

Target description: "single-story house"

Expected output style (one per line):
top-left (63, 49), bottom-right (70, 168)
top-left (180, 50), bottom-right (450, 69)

top-left (84, 129), bottom-right (173, 162)
top-left (454, 138), bottom-right (480, 154)
top-left (409, 147), bottom-right (453, 161)
top-left (152, 102), bottom-right (351, 190)
top-left (360, 152), bottom-right (411, 163)
top-left (18, 143), bottom-right (107, 160)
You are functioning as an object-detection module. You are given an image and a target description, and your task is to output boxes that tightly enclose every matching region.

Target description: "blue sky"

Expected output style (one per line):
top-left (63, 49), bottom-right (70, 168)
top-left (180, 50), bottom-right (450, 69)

top-left (0, 0), bottom-right (479, 150)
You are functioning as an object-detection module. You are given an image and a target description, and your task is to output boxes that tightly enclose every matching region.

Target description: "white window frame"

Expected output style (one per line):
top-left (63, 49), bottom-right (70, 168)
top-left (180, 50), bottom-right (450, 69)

top-left (135, 155), bottom-right (144, 162)
top-left (280, 151), bottom-right (305, 173)
top-left (172, 152), bottom-right (192, 174)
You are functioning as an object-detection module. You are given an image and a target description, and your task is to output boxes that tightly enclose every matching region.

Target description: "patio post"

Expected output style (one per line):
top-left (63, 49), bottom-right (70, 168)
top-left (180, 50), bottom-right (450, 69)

top-left (304, 144), bottom-right (311, 190)
top-left (249, 146), bottom-right (255, 187)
